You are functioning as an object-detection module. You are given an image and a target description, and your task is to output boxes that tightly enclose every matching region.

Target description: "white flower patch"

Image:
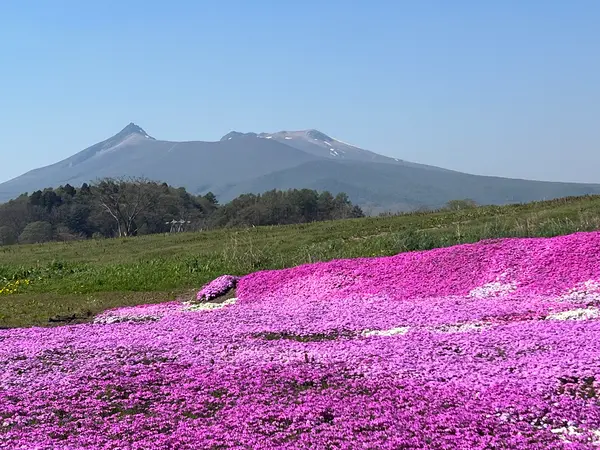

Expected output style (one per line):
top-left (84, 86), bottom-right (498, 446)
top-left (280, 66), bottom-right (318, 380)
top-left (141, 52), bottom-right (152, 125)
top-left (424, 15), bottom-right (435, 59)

top-left (551, 426), bottom-right (581, 436)
top-left (431, 322), bottom-right (490, 334)
top-left (362, 326), bottom-right (410, 337)
top-left (549, 426), bottom-right (600, 445)
top-left (559, 280), bottom-right (600, 304)
top-left (93, 314), bottom-right (162, 325)
top-left (182, 298), bottom-right (237, 312)
top-left (546, 307), bottom-right (600, 321)
top-left (592, 429), bottom-right (600, 446)
top-left (469, 281), bottom-right (517, 298)
top-left (94, 303), bottom-right (180, 324)
top-left (468, 271), bottom-right (517, 298)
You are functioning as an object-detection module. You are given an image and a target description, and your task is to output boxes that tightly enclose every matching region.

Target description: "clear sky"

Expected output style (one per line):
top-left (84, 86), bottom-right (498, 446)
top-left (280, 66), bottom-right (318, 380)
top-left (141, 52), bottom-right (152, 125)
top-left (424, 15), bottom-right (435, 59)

top-left (0, 0), bottom-right (598, 184)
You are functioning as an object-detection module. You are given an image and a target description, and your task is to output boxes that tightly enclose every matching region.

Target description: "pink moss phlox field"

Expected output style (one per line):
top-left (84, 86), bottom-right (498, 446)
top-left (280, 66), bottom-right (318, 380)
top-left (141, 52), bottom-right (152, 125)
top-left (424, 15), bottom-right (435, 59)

top-left (196, 275), bottom-right (239, 301)
top-left (237, 231), bottom-right (600, 305)
top-left (3, 232), bottom-right (600, 448)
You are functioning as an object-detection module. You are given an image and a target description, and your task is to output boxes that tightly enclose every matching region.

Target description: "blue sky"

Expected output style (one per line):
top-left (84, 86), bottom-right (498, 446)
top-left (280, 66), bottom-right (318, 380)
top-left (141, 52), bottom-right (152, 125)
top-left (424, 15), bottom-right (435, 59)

top-left (0, 0), bottom-right (598, 184)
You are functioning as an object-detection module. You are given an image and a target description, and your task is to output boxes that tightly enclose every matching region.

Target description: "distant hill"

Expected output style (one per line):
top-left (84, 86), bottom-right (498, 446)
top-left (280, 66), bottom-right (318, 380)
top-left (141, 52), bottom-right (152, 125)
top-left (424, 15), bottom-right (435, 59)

top-left (216, 159), bottom-right (600, 213)
top-left (1, 123), bottom-right (599, 211)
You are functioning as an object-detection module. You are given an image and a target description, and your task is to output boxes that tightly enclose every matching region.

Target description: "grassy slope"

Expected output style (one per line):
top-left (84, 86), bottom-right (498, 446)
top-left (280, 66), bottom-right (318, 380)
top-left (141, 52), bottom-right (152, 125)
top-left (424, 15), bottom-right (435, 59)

top-left (2, 195), bottom-right (600, 328)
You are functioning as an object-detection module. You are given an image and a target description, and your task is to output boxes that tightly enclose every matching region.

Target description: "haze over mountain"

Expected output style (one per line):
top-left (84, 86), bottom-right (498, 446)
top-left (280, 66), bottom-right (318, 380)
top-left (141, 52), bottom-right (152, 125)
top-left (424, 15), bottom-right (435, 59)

top-left (2, 123), bottom-right (600, 212)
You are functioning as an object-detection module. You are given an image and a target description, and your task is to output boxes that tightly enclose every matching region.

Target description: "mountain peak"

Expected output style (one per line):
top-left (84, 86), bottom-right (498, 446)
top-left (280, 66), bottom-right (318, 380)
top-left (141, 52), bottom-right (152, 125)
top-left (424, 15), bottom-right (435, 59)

top-left (220, 131), bottom-right (257, 141)
top-left (305, 129), bottom-right (333, 141)
top-left (116, 122), bottom-right (154, 140)
top-left (220, 129), bottom-right (334, 143)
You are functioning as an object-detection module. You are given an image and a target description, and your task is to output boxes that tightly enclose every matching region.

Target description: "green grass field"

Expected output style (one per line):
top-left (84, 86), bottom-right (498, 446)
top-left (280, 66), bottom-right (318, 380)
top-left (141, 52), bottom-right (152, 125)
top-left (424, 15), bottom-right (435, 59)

top-left (3, 195), bottom-right (600, 328)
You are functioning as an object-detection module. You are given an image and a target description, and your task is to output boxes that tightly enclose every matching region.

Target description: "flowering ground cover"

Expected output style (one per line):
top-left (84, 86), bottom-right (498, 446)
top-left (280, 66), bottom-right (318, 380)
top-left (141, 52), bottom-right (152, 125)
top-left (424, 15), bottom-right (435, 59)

top-left (0, 278), bottom-right (30, 296)
top-left (3, 231), bottom-right (600, 448)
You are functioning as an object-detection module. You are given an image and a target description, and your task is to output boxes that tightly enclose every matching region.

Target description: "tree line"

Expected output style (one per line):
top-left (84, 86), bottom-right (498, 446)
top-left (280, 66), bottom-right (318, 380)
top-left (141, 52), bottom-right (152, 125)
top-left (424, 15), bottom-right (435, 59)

top-left (0, 178), bottom-right (364, 245)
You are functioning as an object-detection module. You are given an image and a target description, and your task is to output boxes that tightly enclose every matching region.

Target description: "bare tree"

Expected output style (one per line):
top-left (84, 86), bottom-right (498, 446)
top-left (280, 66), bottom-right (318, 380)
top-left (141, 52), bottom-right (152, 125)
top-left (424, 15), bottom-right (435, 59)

top-left (92, 177), bottom-right (158, 237)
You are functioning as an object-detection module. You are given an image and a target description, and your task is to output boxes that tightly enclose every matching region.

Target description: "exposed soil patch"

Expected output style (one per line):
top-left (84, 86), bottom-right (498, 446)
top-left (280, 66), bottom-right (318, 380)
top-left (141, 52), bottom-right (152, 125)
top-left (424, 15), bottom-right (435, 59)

top-left (48, 311), bottom-right (93, 325)
top-left (254, 329), bottom-right (355, 342)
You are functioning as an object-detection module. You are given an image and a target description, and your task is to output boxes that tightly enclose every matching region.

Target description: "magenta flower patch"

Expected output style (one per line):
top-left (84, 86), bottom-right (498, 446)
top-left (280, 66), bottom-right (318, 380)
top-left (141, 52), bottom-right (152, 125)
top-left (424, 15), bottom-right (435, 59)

top-left (195, 274), bottom-right (239, 301)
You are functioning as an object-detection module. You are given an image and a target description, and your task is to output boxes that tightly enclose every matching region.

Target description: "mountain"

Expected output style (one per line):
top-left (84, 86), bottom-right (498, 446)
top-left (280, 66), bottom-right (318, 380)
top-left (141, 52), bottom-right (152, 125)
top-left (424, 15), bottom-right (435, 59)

top-left (0, 123), bottom-right (318, 203)
top-left (1, 123), bottom-right (599, 212)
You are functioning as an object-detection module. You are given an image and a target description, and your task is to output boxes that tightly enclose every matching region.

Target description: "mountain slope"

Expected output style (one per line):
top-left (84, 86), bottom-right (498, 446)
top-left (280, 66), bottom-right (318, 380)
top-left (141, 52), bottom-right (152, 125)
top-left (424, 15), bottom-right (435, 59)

top-left (214, 159), bottom-right (600, 212)
top-left (1, 123), bottom-right (599, 212)
top-left (222, 129), bottom-right (450, 172)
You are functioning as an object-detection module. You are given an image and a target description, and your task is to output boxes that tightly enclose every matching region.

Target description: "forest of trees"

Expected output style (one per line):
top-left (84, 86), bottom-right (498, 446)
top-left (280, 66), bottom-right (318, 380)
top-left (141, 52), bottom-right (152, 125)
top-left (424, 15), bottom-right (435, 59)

top-left (0, 178), bottom-right (364, 245)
